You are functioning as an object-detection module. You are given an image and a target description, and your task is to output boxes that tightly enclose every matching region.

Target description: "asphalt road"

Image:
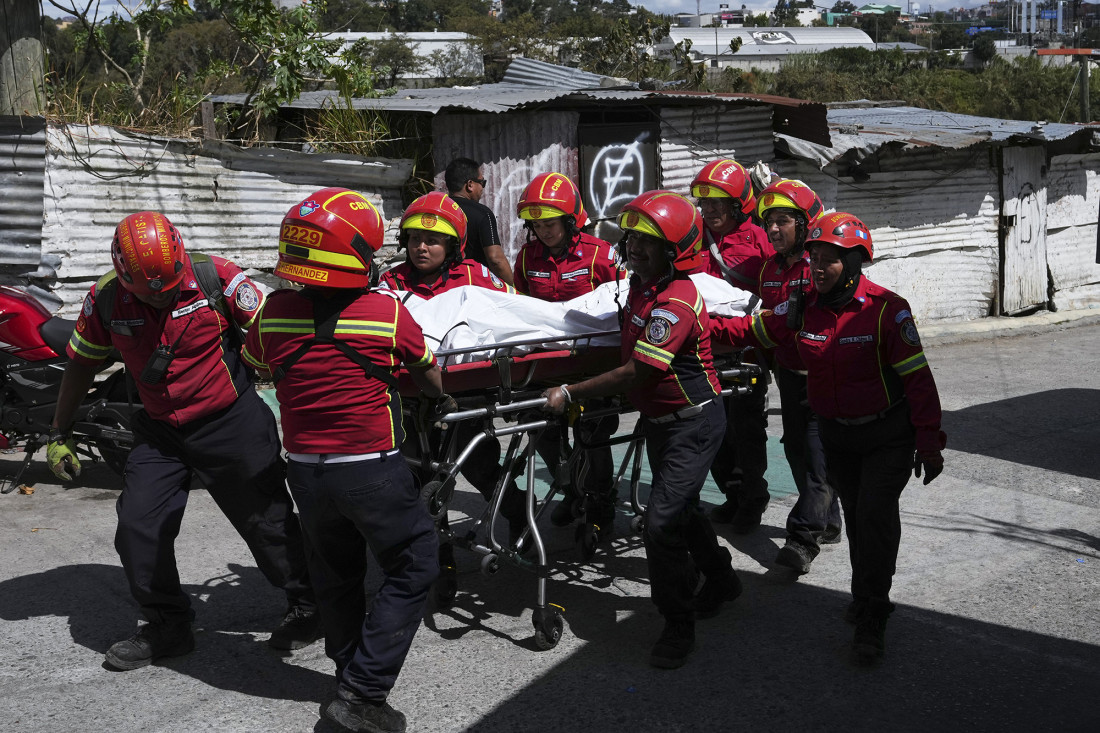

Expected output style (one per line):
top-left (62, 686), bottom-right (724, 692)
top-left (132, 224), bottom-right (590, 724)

top-left (1, 314), bottom-right (1098, 732)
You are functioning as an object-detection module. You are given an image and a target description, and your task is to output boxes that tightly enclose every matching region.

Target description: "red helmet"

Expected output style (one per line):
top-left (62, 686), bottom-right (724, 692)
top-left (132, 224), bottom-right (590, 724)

top-left (111, 212), bottom-right (186, 296)
top-left (756, 179), bottom-right (825, 225)
top-left (275, 187), bottom-right (384, 289)
top-left (806, 212), bottom-right (873, 263)
top-left (617, 190), bottom-right (704, 272)
top-left (690, 159), bottom-right (756, 217)
top-left (400, 191), bottom-right (468, 260)
top-left (517, 172), bottom-right (589, 228)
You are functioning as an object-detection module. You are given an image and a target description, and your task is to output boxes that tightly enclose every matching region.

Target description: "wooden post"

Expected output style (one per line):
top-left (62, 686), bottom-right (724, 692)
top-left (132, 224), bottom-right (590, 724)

top-left (1081, 54), bottom-right (1091, 123)
top-left (201, 100), bottom-right (216, 139)
top-left (0, 0), bottom-right (45, 117)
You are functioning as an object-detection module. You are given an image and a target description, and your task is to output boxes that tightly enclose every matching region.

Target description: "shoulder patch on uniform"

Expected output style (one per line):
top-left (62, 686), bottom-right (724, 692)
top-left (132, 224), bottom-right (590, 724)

top-left (645, 317), bottom-right (673, 345)
top-left (82, 294), bottom-right (94, 317)
top-left (895, 309), bottom-right (912, 323)
top-left (489, 272), bottom-right (504, 288)
top-left (900, 318), bottom-right (921, 347)
top-left (223, 271), bottom-right (246, 297)
top-left (651, 308), bottom-right (680, 324)
top-left (76, 315), bottom-right (86, 333)
top-left (236, 282), bottom-right (260, 311)
top-left (773, 301), bottom-right (789, 315)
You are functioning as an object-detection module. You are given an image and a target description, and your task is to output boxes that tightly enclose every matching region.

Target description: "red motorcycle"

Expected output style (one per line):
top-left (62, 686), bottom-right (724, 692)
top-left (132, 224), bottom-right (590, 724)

top-left (0, 285), bottom-right (137, 493)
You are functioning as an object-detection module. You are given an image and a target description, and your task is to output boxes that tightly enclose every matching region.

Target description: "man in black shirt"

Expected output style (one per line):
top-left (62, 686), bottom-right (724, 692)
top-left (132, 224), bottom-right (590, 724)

top-left (444, 157), bottom-right (514, 285)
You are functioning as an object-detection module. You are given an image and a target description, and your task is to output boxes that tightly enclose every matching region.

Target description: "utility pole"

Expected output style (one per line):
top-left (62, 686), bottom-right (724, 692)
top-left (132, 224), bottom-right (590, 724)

top-left (0, 0), bottom-right (45, 116)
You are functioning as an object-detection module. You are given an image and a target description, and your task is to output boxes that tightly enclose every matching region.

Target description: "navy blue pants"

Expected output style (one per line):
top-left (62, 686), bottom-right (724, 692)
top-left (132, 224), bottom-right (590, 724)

top-left (287, 453), bottom-right (438, 701)
top-left (642, 400), bottom-right (731, 619)
top-left (775, 367), bottom-right (841, 550)
top-left (709, 376), bottom-right (769, 507)
top-left (819, 404), bottom-right (915, 606)
top-left (115, 388), bottom-right (313, 625)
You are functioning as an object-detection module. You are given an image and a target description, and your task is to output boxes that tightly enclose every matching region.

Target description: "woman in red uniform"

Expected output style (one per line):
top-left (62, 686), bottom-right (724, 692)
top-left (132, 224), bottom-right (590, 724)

top-left (689, 159), bottom-right (773, 532)
top-left (380, 192), bottom-right (513, 297)
top-left (711, 212), bottom-right (946, 665)
top-left (728, 179), bottom-right (842, 573)
top-left (380, 192), bottom-right (524, 607)
top-left (513, 172), bottom-right (626, 533)
top-left (543, 191), bottom-right (740, 669)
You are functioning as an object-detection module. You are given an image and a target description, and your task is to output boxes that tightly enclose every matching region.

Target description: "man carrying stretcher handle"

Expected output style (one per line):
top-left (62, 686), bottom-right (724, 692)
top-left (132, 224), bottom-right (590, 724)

top-left (543, 190), bottom-right (741, 669)
top-left (243, 188), bottom-right (441, 733)
top-left (379, 192), bottom-right (527, 608)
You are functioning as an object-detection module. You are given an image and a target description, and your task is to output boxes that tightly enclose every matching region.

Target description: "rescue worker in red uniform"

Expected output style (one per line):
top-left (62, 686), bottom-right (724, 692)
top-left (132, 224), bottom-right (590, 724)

top-left (47, 211), bottom-right (317, 671)
top-left (710, 212), bottom-right (947, 665)
top-left (689, 159), bottom-right (773, 533)
top-left (380, 192), bottom-right (525, 607)
top-left (513, 172), bottom-right (626, 535)
top-left (727, 179), bottom-right (842, 573)
top-left (243, 188), bottom-right (442, 733)
top-left (543, 191), bottom-right (741, 669)
top-left (379, 192), bottom-right (514, 296)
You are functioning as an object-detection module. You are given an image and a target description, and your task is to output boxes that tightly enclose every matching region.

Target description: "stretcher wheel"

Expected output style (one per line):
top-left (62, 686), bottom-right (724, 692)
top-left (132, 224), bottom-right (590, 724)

top-left (420, 481), bottom-right (448, 522)
top-left (575, 523), bottom-right (599, 563)
top-left (532, 607), bottom-right (564, 651)
top-left (630, 515), bottom-right (645, 534)
top-left (480, 553), bottom-right (500, 576)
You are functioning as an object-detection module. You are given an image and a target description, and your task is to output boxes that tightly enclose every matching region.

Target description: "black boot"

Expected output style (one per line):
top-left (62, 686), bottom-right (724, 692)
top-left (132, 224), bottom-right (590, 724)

top-left (269, 604), bottom-right (323, 650)
top-left (775, 537), bottom-right (817, 574)
top-left (105, 620), bottom-right (194, 671)
top-left (852, 599), bottom-right (894, 666)
top-left (323, 687), bottom-right (407, 733)
top-left (692, 569), bottom-right (743, 619)
top-left (649, 616), bottom-right (696, 669)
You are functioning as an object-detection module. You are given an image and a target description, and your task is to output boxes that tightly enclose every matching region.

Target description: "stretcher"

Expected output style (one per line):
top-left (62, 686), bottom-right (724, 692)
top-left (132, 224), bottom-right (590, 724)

top-left (397, 329), bottom-right (764, 651)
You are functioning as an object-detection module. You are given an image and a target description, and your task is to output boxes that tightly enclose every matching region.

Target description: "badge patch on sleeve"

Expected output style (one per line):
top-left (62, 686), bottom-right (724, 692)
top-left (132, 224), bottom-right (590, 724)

top-left (489, 273), bottom-right (504, 289)
top-left (235, 283), bottom-right (260, 311)
top-left (82, 295), bottom-right (94, 317)
top-left (900, 318), bottom-right (921, 347)
top-left (645, 317), bottom-right (672, 345)
top-left (773, 301), bottom-right (789, 315)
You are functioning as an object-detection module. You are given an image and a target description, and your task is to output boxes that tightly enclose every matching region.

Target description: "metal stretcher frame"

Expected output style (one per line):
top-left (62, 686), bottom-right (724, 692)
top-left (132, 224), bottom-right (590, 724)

top-left (396, 331), bottom-right (764, 651)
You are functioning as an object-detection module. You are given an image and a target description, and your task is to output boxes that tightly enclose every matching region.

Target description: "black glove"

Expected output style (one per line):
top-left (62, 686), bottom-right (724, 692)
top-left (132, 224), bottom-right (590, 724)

top-left (418, 393), bottom-right (458, 432)
top-left (913, 450), bottom-right (944, 485)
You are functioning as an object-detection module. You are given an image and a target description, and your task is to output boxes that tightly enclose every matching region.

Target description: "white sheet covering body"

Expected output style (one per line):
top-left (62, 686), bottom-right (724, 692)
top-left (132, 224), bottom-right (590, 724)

top-left (387, 274), bottom-right (759, 363)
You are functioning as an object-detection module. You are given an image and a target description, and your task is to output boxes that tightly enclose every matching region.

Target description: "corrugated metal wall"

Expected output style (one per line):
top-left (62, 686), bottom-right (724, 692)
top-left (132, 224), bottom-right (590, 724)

top-left (1047, 152), bottom-right (1100, 311)
top-left (44, 124), bottom-right (411, 315)
top-left (658, 105), bottom-right (774, 193)
top-left (783, 155), bottom-right (1000, 323)
top-left (432, 110), bottom-right (580, 262)
top-left (0, 116), bottom-right (46, 273)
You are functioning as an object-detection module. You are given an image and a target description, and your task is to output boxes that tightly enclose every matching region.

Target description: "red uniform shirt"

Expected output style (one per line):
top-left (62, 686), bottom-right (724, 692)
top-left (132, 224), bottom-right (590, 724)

top-left (67, 256), bottom-right (262, 426)
top-left (622, 274), bottom-right (722, 418)
top-left (242, 288), bottom-right (435, 454)
top-left (730, 253), bottom-right (812, 371)
top-left (710, 277), bottom-right (945, 452)
top-left (379, 259), bottom-right (514, 298)
top-left (513, 232), bottom-right (625, 302)
top-left (690, 220), bottom-right (771, 278)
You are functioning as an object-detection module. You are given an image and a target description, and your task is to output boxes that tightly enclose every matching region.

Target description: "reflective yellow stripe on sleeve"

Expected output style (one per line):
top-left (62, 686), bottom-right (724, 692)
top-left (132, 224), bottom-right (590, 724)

top-left (68, 331), bottom-right (113, 361)
top-left (750, 313), bottom-right (778, 350)
top-left (634, 340), bottom-right (674, 366)
top-left (892, 351), bottom-right (928, 376)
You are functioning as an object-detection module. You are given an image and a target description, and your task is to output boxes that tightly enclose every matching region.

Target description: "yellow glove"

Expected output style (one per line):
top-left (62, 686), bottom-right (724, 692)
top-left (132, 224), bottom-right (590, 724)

top-left (46, 433), bottom-right (81, 481)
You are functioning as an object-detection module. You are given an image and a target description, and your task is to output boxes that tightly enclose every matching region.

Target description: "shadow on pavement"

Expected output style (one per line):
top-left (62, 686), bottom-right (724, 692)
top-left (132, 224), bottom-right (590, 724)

top-left (943, 387), bottom-right (1100, 480)
top-left (0, 562), bottom-right (332, 704)
top-left (448, 559), bottom-right (1098, 732)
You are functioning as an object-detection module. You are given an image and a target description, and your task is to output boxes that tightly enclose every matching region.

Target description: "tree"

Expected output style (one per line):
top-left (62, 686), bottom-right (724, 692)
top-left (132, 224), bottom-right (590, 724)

top-left (830, 1), bottom-right (856, 12)
top-left (972, 33), bottom-right (998, 67)
top-left (352, 35), bottom-right (427, 89)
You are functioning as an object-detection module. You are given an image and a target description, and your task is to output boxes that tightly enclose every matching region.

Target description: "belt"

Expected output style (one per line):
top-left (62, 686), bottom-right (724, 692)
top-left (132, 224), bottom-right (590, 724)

top-left (832, 401), bottom-right (904, 426)
top-left (648, 399), bottom-right (713, 425)
top-left (288, 448), bottom-right (400, 464)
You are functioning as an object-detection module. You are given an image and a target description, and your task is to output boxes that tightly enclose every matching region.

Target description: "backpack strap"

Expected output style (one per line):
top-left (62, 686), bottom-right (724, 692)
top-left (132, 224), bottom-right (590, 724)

top-left (189, 252), bottom-right (245, 346)
top-left (94, 271), bottom-right (119, 330)
top-left (270, 290), bottom-right (398, 389)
